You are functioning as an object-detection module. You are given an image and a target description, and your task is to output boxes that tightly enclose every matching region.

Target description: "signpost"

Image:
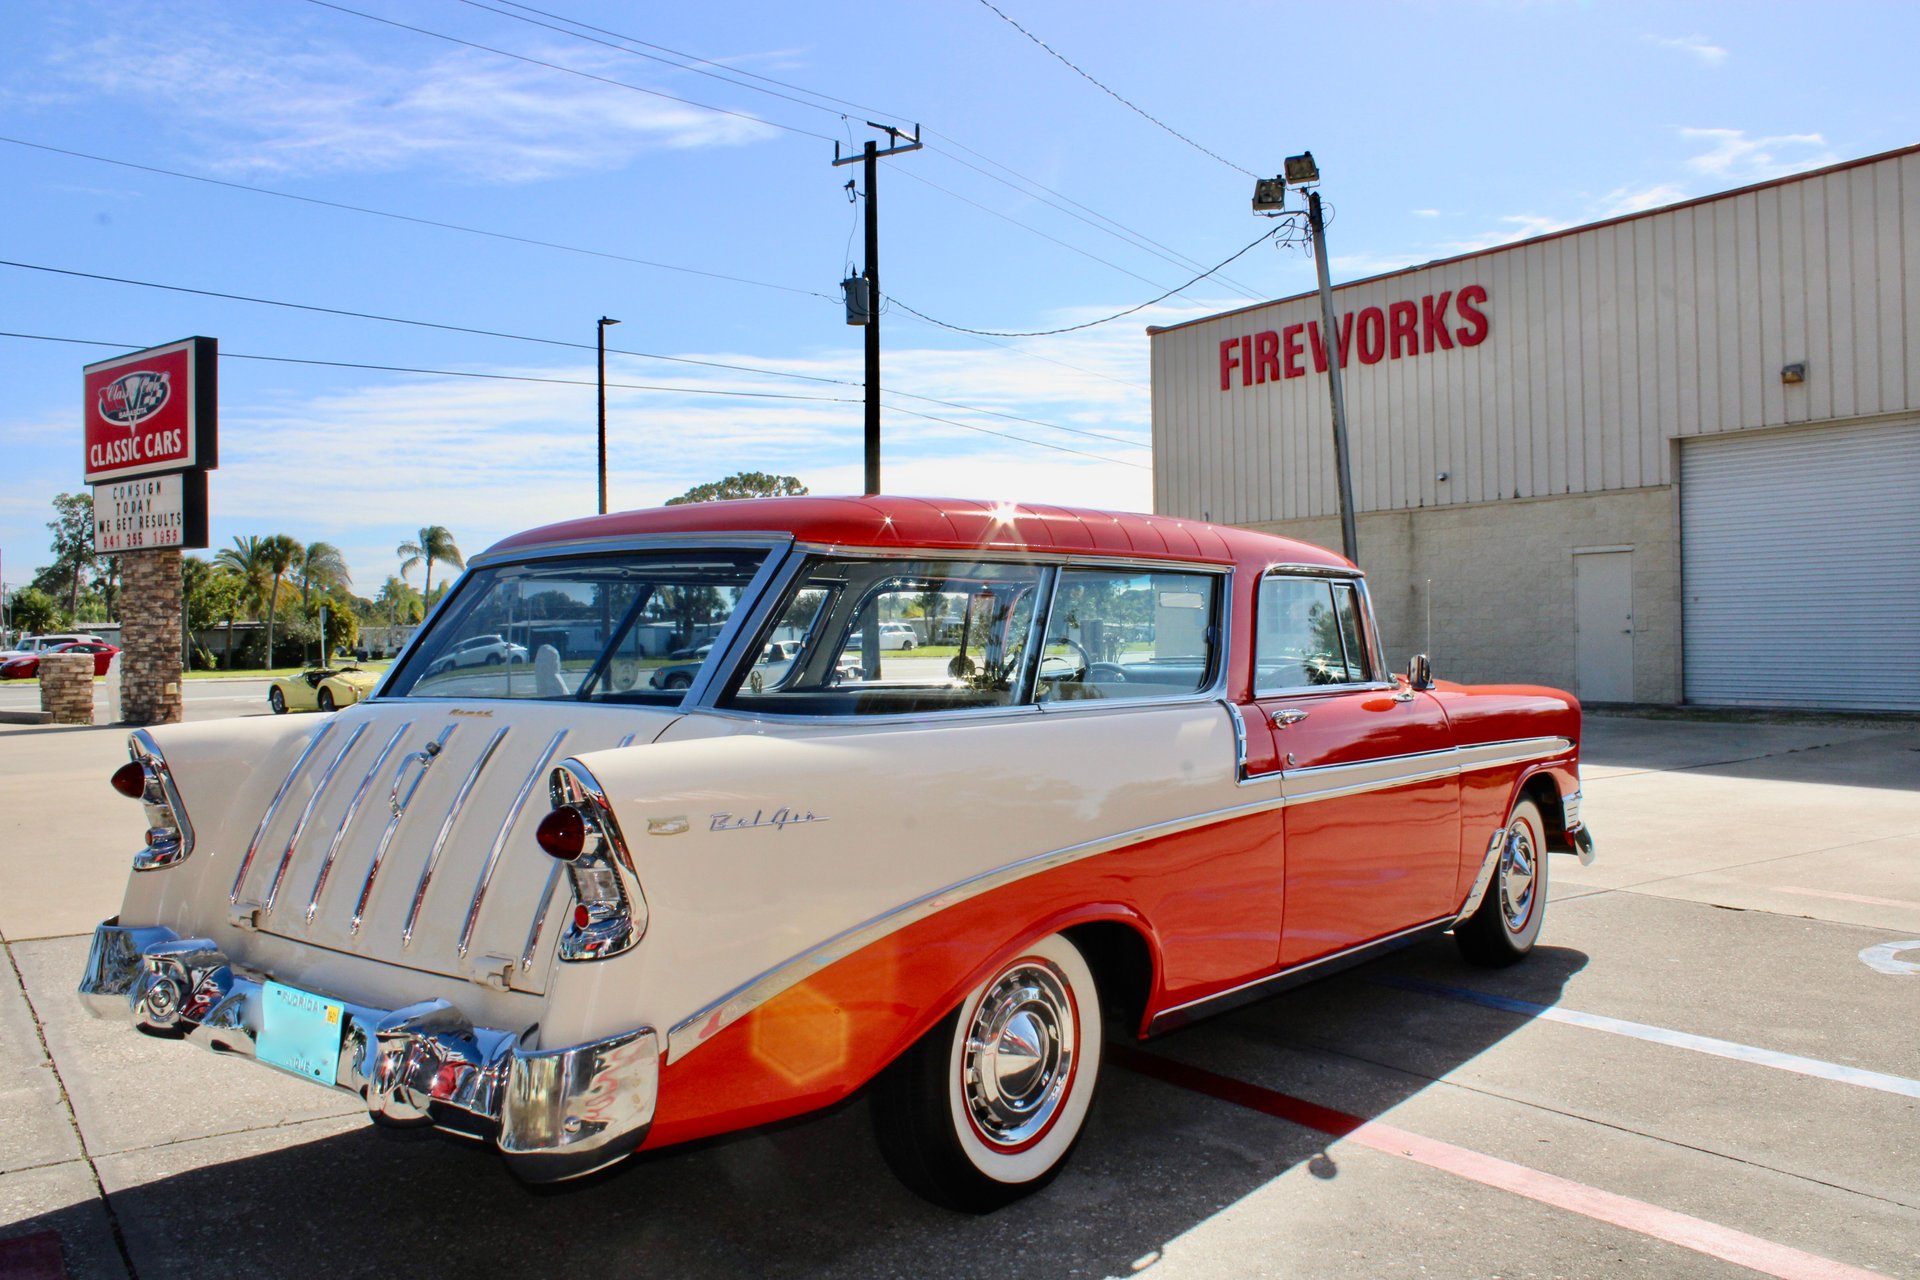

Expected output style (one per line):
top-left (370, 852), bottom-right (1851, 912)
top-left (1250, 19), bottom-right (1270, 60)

top-left (82, 337), bottom-right (217, 725)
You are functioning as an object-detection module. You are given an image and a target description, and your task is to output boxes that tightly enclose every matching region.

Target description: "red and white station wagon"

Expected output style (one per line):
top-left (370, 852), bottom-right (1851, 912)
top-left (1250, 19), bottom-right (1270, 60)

top-left (80, 496), bottom-right (1594, 1211)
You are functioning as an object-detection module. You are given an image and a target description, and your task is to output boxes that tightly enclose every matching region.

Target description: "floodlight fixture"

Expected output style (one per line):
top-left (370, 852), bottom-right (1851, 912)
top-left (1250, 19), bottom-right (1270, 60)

top-left (1284, 151), bottom-right (1320, 186)
top-left (1251, 176), bottom-right (1288, 213)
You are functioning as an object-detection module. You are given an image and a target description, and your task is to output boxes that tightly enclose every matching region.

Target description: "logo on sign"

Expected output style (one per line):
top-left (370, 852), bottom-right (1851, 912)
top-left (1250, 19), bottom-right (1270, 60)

top-left (97, 371), bottom-right (171, 429)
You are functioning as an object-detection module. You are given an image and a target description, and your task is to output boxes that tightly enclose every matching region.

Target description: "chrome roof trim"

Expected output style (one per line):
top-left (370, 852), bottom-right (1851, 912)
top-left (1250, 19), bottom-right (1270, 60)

top-left (792, 541), bottom-right (1237, 576)
top-left (1261, 561), bottom-right (1364, 579)
top-left (466, 531), bottom-right (795, 570)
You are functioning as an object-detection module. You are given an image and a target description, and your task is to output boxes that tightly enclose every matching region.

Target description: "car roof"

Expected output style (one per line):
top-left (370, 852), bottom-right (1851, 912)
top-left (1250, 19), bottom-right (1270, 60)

top-left (485, 495), bottom-right (1351, 575)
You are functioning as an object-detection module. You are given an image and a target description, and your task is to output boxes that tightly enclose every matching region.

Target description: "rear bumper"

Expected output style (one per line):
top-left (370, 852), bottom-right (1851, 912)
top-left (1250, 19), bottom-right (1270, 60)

top-left (76, 920), bottom-right (656, 1183)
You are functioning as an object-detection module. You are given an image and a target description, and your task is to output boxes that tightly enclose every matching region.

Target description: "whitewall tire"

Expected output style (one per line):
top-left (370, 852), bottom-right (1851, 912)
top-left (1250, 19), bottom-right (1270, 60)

top-left (1455, 796), bottom-right (1549, 966)
top-left (873, 932), bottom-right (1102, 1212)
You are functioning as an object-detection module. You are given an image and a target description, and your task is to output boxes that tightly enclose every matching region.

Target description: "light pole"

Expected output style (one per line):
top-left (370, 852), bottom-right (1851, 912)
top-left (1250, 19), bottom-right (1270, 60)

top-left (1253, 152), bottom-right (1359, 565)
top-left (597, 315), bottom-right (620, 515)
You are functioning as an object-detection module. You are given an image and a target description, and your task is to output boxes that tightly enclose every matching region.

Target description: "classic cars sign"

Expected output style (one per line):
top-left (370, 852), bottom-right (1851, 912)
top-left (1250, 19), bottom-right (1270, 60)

top-left (92, 471), bottom-right (209, 552)
top-left (82, 337), bottom-right (219, 484)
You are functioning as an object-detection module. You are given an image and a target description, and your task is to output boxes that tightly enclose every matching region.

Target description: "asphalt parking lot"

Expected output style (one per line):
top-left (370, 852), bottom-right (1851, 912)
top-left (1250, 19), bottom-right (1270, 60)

top-left (2, 703), bottom-right (1916, 1279)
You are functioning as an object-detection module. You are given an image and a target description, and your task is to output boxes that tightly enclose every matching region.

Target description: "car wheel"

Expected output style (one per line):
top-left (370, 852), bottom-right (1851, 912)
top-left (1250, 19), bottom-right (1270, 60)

top-left (872, 932), bottom-right (1102, 1213)
top-left (665, 672), bottom-right (692, 690)
top-left (1455, 796), bottom-right (1549, 967)
top-left (317, 688), bottom-right (335, 712)
top-left (268, 687), bottom-right (287, 714)
top-left (485, 653), bottom-right (503, 665)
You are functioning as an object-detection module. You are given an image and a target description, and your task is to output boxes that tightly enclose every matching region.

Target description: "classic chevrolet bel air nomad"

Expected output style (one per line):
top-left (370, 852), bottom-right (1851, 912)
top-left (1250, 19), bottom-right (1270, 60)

top-left (80, 497), bottom-right (1594, 1211)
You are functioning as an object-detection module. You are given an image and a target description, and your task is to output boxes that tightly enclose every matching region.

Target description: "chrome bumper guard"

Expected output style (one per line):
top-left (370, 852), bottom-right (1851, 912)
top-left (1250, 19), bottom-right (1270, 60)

top-left (1569, 821), bottom-right (1597, 865)
top-left (77, 921), bottom-right (657, 1183)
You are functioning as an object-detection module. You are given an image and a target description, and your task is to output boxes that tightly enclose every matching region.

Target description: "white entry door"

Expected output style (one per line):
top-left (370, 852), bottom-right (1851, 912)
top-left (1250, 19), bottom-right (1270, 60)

top-left (1574, 550), bottom-right (1633, 702)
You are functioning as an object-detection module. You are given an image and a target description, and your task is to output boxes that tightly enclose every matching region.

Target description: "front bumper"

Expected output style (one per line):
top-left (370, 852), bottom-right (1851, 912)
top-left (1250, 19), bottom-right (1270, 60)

top-left (77, 921), bottom-right (656, 1183)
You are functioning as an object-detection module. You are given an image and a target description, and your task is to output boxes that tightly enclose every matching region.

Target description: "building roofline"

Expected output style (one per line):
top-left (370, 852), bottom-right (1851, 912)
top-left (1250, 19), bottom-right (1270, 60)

top-left (1146, 141), bottom-right (1920, 338)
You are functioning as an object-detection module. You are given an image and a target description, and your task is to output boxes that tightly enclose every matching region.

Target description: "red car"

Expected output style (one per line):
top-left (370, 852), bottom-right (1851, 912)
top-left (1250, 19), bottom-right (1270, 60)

top-left (0, 640), bottom-right (119, 679)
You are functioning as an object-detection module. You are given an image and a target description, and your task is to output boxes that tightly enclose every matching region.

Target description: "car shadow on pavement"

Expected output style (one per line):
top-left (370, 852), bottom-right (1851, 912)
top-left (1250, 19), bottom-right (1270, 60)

top-left (4, 938), bottom-right (1585, 1280)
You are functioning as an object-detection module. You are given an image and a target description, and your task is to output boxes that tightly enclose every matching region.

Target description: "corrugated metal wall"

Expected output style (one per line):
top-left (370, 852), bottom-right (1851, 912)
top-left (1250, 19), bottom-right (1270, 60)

top-left (1151, 148), bottom-right (1920, 525)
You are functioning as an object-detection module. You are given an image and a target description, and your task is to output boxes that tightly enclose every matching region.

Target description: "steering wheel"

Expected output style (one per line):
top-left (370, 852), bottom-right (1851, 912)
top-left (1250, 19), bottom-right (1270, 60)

top-left (1087, 662), bottom-right (1129, 682)
top-left (1039, 637), bottom-right (1092, 682)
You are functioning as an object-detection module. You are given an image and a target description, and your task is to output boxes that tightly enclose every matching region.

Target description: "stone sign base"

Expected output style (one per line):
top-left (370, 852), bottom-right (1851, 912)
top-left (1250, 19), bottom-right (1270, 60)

top-left (119, 548), bottom-right (184, 725)
top-left (38, 652), bottom-right (96, 725)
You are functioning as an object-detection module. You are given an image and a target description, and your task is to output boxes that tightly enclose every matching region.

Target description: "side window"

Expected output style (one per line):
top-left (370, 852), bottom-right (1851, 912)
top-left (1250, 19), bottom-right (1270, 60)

top-left (1255, 576), bottom-right (1374, 693)
top-left (721, 558), bottom-right (1047, 716)
top-left (1037, 568), bottom-right (1219, 703)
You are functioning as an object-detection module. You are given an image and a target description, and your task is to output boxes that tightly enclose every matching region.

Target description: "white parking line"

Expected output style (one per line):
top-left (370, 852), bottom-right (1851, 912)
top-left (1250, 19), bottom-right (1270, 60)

top-left (1378, 976), bottom-right (1920, 1099)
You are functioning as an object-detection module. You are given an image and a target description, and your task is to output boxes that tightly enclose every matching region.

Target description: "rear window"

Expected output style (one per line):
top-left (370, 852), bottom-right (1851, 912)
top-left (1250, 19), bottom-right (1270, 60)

top-left (384, 550), bottom-right (767, 703)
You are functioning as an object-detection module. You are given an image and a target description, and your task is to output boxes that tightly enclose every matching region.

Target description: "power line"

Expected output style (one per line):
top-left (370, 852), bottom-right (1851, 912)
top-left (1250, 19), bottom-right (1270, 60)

top-left (975, 0), bottom-right (1259, 179)
top-left (892, 226), bottom-right (1281, 338)
top-left (3, 331), bottom-right (1146, 467)
top-left (0, 258), bottom-right (1146, 449)
top-left (0, 136), bottom-right (831, 301)
top-left (299, 0), bottom-right (837, 142)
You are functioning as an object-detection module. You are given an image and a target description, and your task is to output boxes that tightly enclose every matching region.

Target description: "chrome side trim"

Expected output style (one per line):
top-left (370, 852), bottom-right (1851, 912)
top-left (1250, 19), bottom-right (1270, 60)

top-left (1146, 916), bottom-right (1455, 1035)
top-left (264, 722), bottom-right (369, 916)
top-left (665, 788), bottom-right (1294, 1062)
top-left (404, 726), bottom-right (511, 948)
top-left (305, 722), bottom-right (412, 924)
top-left (77, 921), bottom-right (656, 1184)
top-left (1455, 826), bottom-right (1510, 924)
top-left (352, 725), bottom-right (457, 934)
top-left (459, 729), bottom-right (568, 958)
top-left (521, 865), bottom-right (564, 974)
top-left (128, 730), bottom-right (195, 872)
top-left (230, 722), bottom-right (338, 904)
top-left (664, 734), bottom-right (1573, 1062)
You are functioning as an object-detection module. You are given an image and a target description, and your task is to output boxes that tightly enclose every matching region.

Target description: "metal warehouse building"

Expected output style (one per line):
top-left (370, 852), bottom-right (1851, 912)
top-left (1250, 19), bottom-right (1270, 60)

top-left (1149, 144), bottom-right (1920, 711)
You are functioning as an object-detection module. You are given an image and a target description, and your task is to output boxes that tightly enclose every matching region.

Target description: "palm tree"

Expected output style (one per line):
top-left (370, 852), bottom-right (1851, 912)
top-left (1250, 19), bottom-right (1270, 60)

top-left (295, 541), bottom-right (352, 662)
top-left (397, 526), bottom-right (463, 622)
top-left (214, 536), bottom-right (271, 667)
top-left (257, 534), bottom-right (301, 670)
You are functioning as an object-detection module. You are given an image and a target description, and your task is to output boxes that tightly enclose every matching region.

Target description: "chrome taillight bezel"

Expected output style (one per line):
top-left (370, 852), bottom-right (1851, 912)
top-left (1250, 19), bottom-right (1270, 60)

top-left (546, 761), bottom-right (646, 962)
top-left (128, 730), bottom-right (195, 872)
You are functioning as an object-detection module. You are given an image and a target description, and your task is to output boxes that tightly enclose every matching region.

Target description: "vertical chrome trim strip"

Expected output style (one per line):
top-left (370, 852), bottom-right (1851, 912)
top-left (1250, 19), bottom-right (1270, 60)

top-left (263, 722), bottom-right (369, 916)
top-left (305, 722), bottom-right (412, 924)
top-left (458, 729), bottom-right (568, 958)
top-left (520, 865), bottom-right (563, 974)
top-left (351, 724), bottom-right (457, 934)
top-left (402, 726), bottom-right (510, 948)
top-left (229, 722), bottom-right (338, 904)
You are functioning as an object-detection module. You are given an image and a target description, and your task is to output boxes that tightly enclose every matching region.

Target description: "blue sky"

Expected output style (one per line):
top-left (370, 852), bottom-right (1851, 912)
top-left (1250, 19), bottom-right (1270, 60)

top-left (3, 0), bottom-right (1914, 594)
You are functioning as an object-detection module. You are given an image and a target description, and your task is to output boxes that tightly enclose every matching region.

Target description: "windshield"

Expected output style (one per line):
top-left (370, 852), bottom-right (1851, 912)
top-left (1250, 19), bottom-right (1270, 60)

top-left (383, 550), bottom-right (768, 703)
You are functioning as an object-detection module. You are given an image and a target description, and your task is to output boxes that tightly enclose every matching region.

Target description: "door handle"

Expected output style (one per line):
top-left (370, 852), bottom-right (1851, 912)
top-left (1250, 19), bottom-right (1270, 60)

top-left (1271, 708), bottom-right (1309, 728)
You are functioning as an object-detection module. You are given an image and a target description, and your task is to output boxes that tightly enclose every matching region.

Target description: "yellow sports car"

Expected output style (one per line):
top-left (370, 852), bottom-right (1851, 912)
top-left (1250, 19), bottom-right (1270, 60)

top-left (267, 666), bottom-right (380, 714)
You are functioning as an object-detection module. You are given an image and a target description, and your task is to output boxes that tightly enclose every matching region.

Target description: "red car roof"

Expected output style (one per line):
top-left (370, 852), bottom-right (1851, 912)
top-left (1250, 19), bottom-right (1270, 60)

top-left (486, 495), bottom-right (1349, 574)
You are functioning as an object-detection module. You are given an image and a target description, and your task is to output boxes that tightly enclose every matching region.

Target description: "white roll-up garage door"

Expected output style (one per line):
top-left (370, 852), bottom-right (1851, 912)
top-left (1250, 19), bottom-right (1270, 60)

top-left (1681, 419), bottom-right (1920, 711)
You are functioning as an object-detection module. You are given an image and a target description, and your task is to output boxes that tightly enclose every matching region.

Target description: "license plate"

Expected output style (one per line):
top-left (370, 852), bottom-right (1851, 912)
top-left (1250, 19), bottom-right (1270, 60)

top-left (258, 981), bottom-right (345, 1084)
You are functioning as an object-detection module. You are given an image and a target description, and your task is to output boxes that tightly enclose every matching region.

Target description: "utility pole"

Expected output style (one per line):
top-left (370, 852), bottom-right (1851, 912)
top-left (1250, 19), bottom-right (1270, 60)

top-left (834, 123), bottom-right (921, 496)
top-left (1252, 153), bottom-right (1358, 564)
top-left (597, 315), bottom-right (620, 515)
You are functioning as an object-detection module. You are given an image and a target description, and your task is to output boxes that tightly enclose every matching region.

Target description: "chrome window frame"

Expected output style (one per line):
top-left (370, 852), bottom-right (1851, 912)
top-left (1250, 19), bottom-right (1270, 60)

top-left (697, 544), bottom-right (1233, 725)
top-left (1032, 563), bottom-right (1230, 711)
top-left (1251, 566), bottom-right (1398, 699)
top-left (372, 534), bottom-right (793, 707)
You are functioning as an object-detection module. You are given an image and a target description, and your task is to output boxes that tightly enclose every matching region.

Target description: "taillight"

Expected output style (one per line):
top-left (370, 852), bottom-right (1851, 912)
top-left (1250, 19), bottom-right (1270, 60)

top-left (535, 807), bottom-right (586, 861)
top-left (544, 762), bottom-right (646, 962)
top-left (111, 761), bottom-right (147, 799)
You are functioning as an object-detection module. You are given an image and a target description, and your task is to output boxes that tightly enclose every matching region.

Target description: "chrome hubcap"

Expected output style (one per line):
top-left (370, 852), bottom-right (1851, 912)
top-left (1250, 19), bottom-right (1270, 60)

top-left (1500, 824), bottom-right (1537, 932)
top-left (962, 960), bottom-right (1076, 1149)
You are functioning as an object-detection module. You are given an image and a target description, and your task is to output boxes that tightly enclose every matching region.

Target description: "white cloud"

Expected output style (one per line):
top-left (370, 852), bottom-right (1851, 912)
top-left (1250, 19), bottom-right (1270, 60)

top-left (52, 18), bottom-right (776, 182)
top-left (1597, 183), bottom-right (1689, 217)
top-left (1644, 34), bottom-right (1728, 66)
top-left (1411, 208), bottom-right (1441, 219)
top-left (1680, 128), bottom-right (1837, 184)
top-left (1331, 251), bottom-right (1428, 277)
top-left (1438, 213), bottom-right (1575, 256)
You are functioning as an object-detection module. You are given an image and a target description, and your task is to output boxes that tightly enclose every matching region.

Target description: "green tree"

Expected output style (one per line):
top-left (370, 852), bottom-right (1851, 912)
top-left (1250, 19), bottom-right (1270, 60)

top-left (375, 575), bottom-right (423, 627)
top-left (397, 526), bottom-right (463, 619)
top-left (214, 536), bottom-right (272, 667)
top-left (46, 492), bottom-right (96, 619)
top-left (257, 534), bottom-right (301, 669)
top-left (294, 542), bottom-right (352, 661)
top-left (664, 472), bottom-right (808, 505)
top-left (7, 586), bottom-right (59, 634)
top-left (181, 557), bottom-right (243, 668)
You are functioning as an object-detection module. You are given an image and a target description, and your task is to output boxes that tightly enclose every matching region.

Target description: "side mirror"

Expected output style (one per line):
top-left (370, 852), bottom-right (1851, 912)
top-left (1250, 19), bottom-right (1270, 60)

top-left (1408, 653), bottom-right (1434, 691)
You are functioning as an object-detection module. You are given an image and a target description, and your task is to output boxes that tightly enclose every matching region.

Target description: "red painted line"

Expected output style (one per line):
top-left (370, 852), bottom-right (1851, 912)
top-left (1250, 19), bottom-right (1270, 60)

top-left (1115, 1047), bottom-right (1892, 1280)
